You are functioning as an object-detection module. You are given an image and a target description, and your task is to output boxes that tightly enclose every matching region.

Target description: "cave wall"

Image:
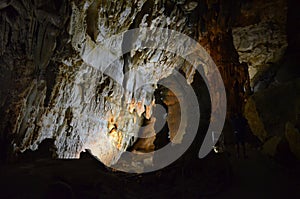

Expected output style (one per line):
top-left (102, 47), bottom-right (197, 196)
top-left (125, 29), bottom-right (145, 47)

top-left (242, 0), bottom-right (300, 160)
top-left (232, 0), bottom-right (288, 85)
top-left (0, 0), bottom-right (71, 162)
top-left (2, 0), bottom-right (298, 166)
top-left (1, 0), bottom-right (223, 166)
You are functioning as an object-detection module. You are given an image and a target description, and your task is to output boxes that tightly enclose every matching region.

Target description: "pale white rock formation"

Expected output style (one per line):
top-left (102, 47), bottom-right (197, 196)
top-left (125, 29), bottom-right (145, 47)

top-left (10, 0), bottom-right (201, 166)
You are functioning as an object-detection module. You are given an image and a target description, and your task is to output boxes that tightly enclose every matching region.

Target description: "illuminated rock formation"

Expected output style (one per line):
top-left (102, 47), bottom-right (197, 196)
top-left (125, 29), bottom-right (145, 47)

top-left (1, 0), bottom-right (299, 167)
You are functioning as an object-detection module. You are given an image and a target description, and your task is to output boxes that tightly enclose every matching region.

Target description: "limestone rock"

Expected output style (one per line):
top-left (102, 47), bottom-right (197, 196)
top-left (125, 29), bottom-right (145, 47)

top-left (245, 78), bottom-right (300, 159)
top-left (232, 0), bottom-right (288, 83)
top-left (0, 0), bottom-right (204, 166)
top-left (2, 0), bottom-right (294, 168)
top-left (285, 122), bottom-right (300, 159)
top-left (244, 97), bottom-right (268, 142)
top-left (262, 136), bottom-right (282, 157)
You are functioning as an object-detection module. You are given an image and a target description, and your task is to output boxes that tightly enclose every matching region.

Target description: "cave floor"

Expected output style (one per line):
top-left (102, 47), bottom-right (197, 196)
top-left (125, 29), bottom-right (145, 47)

top-left (210, 145), bottom-right (300, 199)
top-left (0, 145), bottom-right (299, 199)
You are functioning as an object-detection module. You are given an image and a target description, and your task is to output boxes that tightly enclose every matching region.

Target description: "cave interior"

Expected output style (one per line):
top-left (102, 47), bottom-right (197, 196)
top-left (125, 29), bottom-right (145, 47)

top-left (0, 0), bottom-right (300, 198)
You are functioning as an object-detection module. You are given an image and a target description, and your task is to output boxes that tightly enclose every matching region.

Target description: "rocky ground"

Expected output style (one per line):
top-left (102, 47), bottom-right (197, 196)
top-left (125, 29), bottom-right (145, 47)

top-left (0, 142), bottom-right (299, 199)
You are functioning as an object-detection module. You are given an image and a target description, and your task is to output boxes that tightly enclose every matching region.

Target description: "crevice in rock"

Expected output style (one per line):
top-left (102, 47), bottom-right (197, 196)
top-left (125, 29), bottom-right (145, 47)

top-left (44, 61), bottom-right (58, 107)
top-left (86, 0), bottom-right (101, 42)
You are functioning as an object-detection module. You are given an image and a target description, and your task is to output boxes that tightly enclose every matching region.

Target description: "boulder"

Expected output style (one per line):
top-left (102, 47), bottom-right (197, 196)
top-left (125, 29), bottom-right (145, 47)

top-left (285, 122), bottom-right (300, 159)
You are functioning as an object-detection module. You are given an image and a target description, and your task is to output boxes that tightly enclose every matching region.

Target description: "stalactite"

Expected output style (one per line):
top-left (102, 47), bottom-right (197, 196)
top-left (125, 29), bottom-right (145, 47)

top-left (3, 0), bottom-right (291, 166)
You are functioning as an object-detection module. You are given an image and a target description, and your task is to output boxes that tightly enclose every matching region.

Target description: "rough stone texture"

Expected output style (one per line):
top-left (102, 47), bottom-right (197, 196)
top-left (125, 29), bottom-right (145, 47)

top-left (196, 0), bottom-right (252, 116)
top-left (0, 0), bottom-right (71, 162)
top-left (285, 122), bottom-right (300, 160)
top-left (3, 0), bottom-right (294, 167)
top-left (244, 97), bottom-right (268, 142)
top-left (163, 89), bottom-right (181, 143)
top-left (237, 0), bottom-right (300, 160)
top-left (262, 136), bottom-right (282, 157)
top-left (245, 78), bottom-right (300, 159)
top-left (1, 0), bottom-right (215, 166)
top-left (232, 0), bottom-right (288, 85)
top-left (233, 22), bottom-right (288, 82)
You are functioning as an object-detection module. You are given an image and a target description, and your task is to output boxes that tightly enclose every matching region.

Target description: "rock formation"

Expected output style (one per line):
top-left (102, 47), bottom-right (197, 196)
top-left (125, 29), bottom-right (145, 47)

top-left (0, 0), bottom-right (299, 169)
